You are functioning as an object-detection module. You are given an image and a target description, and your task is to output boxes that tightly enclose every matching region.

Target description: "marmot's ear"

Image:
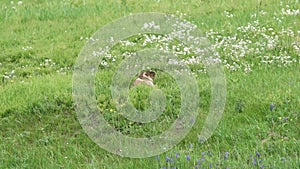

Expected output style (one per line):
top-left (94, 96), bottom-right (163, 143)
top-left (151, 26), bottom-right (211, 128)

top-left (149, 71), bottom-right (156, 79)
top-left (138, 71), bottom-right (145, 78)
top-left (143, 72), bottom-right (149, 77)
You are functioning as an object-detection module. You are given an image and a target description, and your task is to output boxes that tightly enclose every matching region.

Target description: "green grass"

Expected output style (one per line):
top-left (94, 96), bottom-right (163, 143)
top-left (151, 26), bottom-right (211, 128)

top-left (1, 0), bottom-right (300, 168)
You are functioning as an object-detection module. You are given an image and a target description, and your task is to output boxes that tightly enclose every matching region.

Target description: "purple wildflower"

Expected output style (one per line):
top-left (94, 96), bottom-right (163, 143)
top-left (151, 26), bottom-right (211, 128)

top-left (270, 103), bottom-right (275, 111)
top-left (256, 151), bottom-right (260, 158)
top-left (253, 157), bottom-right (257, 165)
top-left (166, 157), bottom-right (171, 162)
top-left (225, 152), bottom-right (229, 159)
top-left (175, 153), bottom-right (179, 159)
top-left (186, 155), bottom-right (191, 161)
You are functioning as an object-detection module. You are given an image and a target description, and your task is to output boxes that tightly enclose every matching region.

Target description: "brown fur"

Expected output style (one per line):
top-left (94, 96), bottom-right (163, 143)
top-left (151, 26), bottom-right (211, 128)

top-left (133, 71), bottom-right (156, 86)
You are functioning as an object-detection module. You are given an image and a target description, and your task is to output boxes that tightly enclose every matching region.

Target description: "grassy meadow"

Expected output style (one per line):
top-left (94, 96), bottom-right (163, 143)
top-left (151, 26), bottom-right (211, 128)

top-left (1, 0), bottom-right (300, 168)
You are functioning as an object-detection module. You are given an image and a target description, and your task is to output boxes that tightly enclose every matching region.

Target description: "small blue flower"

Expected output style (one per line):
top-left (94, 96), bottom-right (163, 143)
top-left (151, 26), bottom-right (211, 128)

top-left (166, 157), bottom-right (171, 162)
top-left (270, 103), bottom-right (275, 111)
top-left (201, 152), bottom-right (205, 157)
top-left (209, 163), bottom-right (212, 168)
top-left (175, 153), bottom-right (179, 159)
top-left (224, 152), bottom-right (229, 159)
top-left (256, 151), bottom-right (261, 158)
top-left (186, 155), bottom-right (191, 161)
top-left (253, 157), bottom-right (257, 165)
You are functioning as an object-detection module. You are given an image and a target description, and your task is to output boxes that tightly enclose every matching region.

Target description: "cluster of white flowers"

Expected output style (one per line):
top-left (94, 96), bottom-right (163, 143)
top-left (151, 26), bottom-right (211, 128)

top-left (281, 4), bottom-right (300, 16)
top-left (279, 27), bottom-right (295, 37)
top-left (56, 66), bottom-right (71, 74)
top-left (6, 1), bottom-right (23, 11)
top-left (142, 21), bottom-right (160, 30)
top-left (122, 51), bottom-right (136, 58)
top-left (206, 14), bottom-right (299, 73)
top-left (11, 1), bottom-right (23, 5)
top-left (120, 40), bottom-right (136, 47)
top-left (92, 47), bottom-right (116, 67)
top-left (20, 64), bottom-right (29, 69)
top-left (80, 2), bottom-right (298, 74)
top-left (259, 54), bottom-right (297, 67)
top-left (259, 10), bottom-right (268, 16)
top-left (141, 34), bottom-right (172, 47)
top-left (22, 46), bottom-right (32, 51)
top-left (40, 59), bottom-right (56, 67)
top-left (80, 36), bottom-right (100, 42)
top-left (224, 10), bottom-right (234, 18)
top-left (273, 14), bottom-right (284, 23)
top-left (3, 70), bottom-right (16, 79)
